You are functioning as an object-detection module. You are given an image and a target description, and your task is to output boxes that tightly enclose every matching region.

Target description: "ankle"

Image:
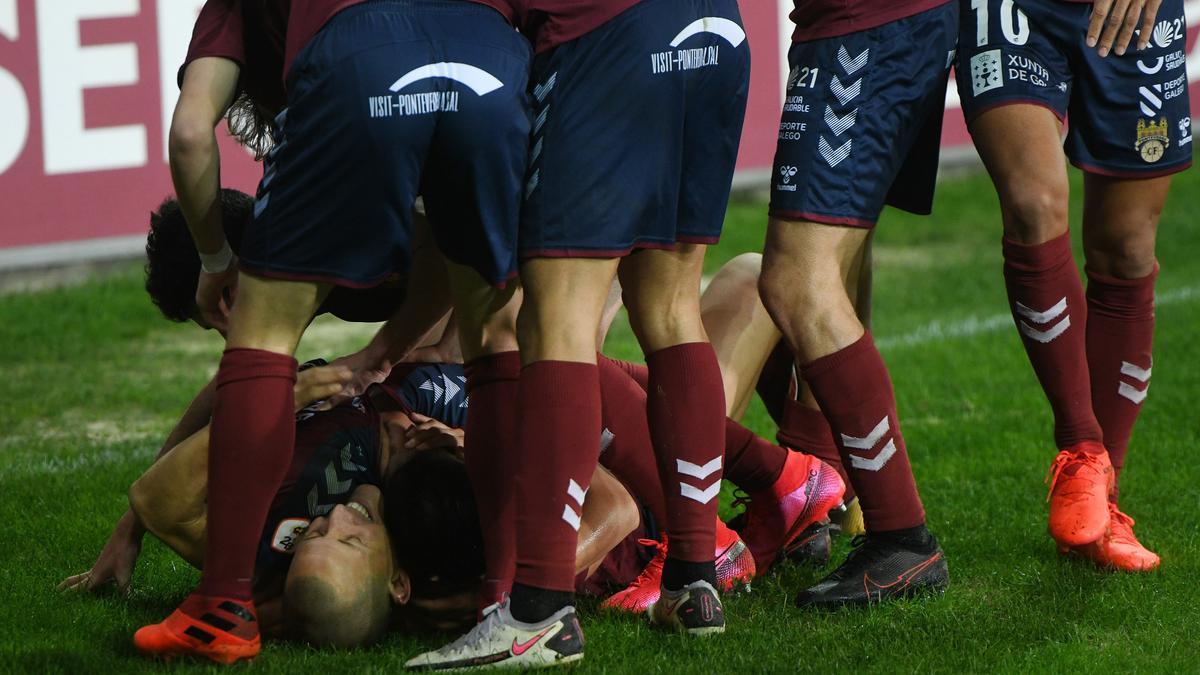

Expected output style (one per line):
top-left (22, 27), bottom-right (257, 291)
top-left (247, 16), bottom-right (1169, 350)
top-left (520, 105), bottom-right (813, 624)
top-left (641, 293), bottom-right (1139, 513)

top-left (662, 557), bottom-right (716, 592)
top-left (870, 524), bottom-right (936, 553)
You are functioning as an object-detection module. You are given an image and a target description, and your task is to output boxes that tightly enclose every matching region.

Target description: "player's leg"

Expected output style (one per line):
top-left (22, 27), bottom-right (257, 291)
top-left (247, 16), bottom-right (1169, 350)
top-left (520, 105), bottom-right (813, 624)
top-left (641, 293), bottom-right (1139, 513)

top-left (618, 244), bottom-right (727, 594)
top-left (505, 257), bottom-right (616, 627)
top-left (134, 273), bottom-right (327, 663)
top-left (699, 253), bottom-right (781, 419)
top-left (1081, 174), bottom-right (1168, 493)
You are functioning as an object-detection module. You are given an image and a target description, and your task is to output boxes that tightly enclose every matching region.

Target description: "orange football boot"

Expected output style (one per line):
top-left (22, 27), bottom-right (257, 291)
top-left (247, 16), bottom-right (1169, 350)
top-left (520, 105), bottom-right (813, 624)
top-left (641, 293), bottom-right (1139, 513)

top-left (1045, 441), bottom-right (1113, 546)
top-left (134, 595), bottom-right (261, 665)
top-left (1062, 503), bottom-right (1160, 572)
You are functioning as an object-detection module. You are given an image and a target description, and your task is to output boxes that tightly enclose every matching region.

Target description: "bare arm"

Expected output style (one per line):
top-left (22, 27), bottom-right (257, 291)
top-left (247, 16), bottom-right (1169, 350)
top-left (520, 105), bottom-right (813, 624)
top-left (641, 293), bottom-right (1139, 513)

top-left (170, 56), bottom-right (241, 331)
top-left (576, 466), bottom-right (640, 579)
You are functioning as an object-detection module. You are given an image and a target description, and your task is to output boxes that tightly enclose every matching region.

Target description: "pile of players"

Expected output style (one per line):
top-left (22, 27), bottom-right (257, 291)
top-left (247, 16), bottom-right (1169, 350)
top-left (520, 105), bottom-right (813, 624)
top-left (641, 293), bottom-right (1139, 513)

top-left (60, 0), bottom-right (1189, 669)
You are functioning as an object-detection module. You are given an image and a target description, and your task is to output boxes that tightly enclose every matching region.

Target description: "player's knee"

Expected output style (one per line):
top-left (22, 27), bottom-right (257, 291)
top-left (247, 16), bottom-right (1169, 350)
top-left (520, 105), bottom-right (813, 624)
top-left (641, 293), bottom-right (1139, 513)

top-left (757, 260), bottom-right (822, 320)
top-left (1085, 234), bottom-right (1158, 279)
top-left (1001, 181), bottom-right (1069, 244)
top-left (127, 480), bottom-right (161, 534)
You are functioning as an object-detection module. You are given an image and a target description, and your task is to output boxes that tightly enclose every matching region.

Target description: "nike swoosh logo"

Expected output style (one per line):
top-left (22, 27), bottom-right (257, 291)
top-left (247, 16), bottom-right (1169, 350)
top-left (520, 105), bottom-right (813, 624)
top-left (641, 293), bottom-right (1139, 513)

top-left (862, 552), bottom-right (944, 595)
top-left (510, 627), bottom-right (553, 656)
top-left (659, 595), bottom-right (687, 616)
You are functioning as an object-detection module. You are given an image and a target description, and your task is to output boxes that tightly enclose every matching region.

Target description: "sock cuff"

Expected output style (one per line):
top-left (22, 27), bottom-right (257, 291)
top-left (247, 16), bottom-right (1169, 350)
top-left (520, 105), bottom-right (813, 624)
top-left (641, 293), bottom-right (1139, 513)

top-left (217, 348), bottom-right (298, 387)
top-left (1002, 231), bottom-right (1074, 274)
top-left (1085, 264), bottom-right (1158, 313)
top-left (465, 350), bottom-right (522, 391)
top-left (800, 331), bottom-right (875, 383)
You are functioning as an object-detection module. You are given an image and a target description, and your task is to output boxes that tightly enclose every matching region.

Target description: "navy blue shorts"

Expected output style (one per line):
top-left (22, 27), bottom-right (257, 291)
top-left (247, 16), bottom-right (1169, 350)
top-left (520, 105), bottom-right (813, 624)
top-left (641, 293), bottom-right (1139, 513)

top-left (520, 0), bottom-right (751, 257)
top-left (769, 2), bottom-right (958, 228)
top-left (956, 0), bottom-right (1192, 177)
top-left (242, 0), bottom-right (531, 288)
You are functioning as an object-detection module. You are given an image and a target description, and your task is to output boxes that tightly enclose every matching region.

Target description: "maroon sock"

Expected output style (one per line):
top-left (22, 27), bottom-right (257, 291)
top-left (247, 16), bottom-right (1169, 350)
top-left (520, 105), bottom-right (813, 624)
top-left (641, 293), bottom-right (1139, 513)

top-left (597, 356), bottom-right (667, 524)
top-left (1086, 266), bottom-right (1156, 493)
top-left (1003, 233), bottom-right (1103, 448)
top-left (464, 351), bottom-right (521, 606)
top-left (646, 343), bottom-right (725, 570)
top-left (200, 348), bottom-right (297, 600)
top-left (513, 361), bottom-right (602, 593)
top-left (723, 418), bottom-right (786, 494)
top-left (801, 333), bottom-right (924, 533)
top-left (777, 399), bottom-right (855, 503)
top-left (755, 339), bottom-right (795, 426)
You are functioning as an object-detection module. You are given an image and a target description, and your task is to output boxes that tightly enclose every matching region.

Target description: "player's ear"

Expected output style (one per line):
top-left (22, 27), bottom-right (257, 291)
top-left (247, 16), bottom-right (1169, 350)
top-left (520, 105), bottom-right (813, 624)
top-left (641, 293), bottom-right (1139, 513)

top-left (390, 567), bottom-right (412, 606)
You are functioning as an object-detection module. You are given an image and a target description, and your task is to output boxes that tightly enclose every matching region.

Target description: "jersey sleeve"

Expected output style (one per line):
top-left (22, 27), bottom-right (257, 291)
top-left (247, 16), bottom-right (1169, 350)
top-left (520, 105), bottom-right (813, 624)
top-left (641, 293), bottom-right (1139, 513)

top-left (178, 0), bottom-right (246, 88)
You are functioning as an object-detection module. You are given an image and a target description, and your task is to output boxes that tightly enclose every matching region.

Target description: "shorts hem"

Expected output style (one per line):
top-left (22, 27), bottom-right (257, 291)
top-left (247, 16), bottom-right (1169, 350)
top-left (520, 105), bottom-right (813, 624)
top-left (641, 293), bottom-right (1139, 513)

top-left (520, 241), bottom-right (680, 259)
top-left (768, 210), bottom-right (877, 229)
top-left (964, 98), bottom-right (1066, 125)
top-left (239, 262), bottom-right (394, 290)
top-left (1069, 158), bottom-right (1193, 179)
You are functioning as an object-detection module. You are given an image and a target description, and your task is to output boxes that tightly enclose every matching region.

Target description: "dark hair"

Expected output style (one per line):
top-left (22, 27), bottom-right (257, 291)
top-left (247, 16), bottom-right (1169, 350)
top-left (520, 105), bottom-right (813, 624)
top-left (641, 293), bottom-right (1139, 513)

top-left (225, 93), bottom-right (275, 161)
top-left (384, 451), bottom-right (484, 594)
top-left (143, 189), bottom-right (253, 322)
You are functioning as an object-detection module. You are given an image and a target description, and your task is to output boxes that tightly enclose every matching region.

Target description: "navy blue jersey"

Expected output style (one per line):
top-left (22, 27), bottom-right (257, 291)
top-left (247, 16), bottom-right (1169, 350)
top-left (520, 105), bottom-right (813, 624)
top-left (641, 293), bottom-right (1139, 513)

top-left (379, 363), bottom-right (470, 430)
top-left (255, 396), bottom-right (382, 583)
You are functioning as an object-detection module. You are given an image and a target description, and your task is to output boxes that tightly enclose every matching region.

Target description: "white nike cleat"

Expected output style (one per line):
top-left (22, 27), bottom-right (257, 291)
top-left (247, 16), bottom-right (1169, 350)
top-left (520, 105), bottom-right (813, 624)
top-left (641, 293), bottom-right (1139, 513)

top-left (405, 601), bottom-right (583, 671)
top-left (648, 580), bottom-right (725, 636)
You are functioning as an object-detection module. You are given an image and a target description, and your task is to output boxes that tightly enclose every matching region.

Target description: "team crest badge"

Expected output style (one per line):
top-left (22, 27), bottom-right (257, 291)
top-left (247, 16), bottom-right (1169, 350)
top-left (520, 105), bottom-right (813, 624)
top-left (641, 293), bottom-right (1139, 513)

top-left (1135, 118), bottom-right (1169, 163)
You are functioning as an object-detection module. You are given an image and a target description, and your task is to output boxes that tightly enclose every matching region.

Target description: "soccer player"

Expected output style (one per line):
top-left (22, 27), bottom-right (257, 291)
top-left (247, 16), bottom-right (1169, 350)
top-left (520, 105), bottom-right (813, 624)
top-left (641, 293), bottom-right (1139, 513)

top-left (418, 4), bottom-right (752, 668)
top-left (141, 0), bottom-right (532, 663)
top-left (756, 0), bottom-right (958, 608)
top-left (956, 0), bottom-right (1188, 570)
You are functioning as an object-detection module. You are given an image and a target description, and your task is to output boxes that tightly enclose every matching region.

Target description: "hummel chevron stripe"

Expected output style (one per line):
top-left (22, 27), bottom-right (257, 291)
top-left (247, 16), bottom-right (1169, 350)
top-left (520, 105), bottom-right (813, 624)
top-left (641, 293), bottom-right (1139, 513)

top-left (567, 479), bottom-right (587, 506)
top-left (824, 106), bottom-right (857, 136)
top-left (837, 46), bottom-right (869, 74)
top-left (1015, 298), bottom-right (1068, 324)
top-left (680, 481), bottom-right (722, 504)
top-left (840, 416), bottom-right (890, 450)
top-left (830, 75), bottom-right (862, 106)
top-left (677, 456), bottom-right (722, 480)
top-left (819, 137), bottom-right (852, 167)
top-left (561, 504), bottom-right (582, 531)
top-left (1120, 360), bottom-right (1152, 382)
top-left (1019, 316), bottom-right (1071, 343)
top-left (1118, 381), bottom-right (1149, 404)
top-left (848, 438), bottom-right (897, 472)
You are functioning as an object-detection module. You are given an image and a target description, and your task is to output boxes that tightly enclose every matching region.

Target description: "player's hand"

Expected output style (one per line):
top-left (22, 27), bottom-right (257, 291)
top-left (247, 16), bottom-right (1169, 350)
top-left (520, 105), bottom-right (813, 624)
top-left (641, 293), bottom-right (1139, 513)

top-left (294, 364), bottom-right (354, 412)
top-left (57, 511), bottom-right (144, 596)
top-left (195, 263), bottom-right (239, 332)
top-left (324, 348), bottom-right (393, 408)
top-left (1087, 0), bottom-right (1164, 57)
top-left (403, 413), bottom-right (465, 453)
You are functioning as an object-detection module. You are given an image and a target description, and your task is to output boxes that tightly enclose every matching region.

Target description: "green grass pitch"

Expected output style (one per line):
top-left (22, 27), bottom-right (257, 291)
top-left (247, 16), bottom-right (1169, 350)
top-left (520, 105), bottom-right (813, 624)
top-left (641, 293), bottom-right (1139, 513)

top-left (2, 166), bottom-right (1198, 672)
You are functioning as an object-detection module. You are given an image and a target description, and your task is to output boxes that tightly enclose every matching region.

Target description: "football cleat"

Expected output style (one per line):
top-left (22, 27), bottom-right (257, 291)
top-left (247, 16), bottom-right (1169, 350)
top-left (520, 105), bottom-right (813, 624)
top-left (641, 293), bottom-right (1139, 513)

top-left (601, 522), bottom-right (755, 614)
top-left (795, 533), bottom-right (948, 609)
top-left (1061, 503), bottom-right (1160, 572)
top-left (735, 452), bottom-right (845, 576)
top-left (1046, 442), bottom-right (1114, 547)
top-left (133, 595), bottom-right (260, 665)
top-left (649, 580), bottom-right (725, 636)
top-left (784, 521), bottom-right (832, 569)
top-left (829, 497), bottom-right (865, 537)
top-left (405, 601), bottom-right (583, 671)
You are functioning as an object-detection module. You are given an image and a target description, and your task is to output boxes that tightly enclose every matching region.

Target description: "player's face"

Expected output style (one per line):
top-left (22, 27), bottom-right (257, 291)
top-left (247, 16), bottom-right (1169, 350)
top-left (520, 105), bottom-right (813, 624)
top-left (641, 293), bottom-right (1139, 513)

top-left (288, 486), bottom-right (392, 598)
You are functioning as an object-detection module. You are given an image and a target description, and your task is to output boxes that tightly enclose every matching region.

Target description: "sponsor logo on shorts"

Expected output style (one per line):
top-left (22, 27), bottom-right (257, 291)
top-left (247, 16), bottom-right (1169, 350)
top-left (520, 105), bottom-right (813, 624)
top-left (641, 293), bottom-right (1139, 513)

top-left (270, 518), bottom-right (311, 554)
top-left (1135, 117), bottom-right (1170, 163)
top-left (1139, 83), bottom-right (1165, 117)
top-left (368, 62), bottom-right (503, 118)
top-left (970, 49), bottom-right (1004, 96)
top-left (776, 165), bottom-right (799, 191)
top-left (1179, 117), bottom-right (1192, 147)
top-left (1152, 18), bottom-right (1185, 49)
top-left (651, 17), bottom-right (745, 75)
top-left (1137, 50), bottom-right (1186, 75)
top-left (1005, 54), bottom-right (1049, 87)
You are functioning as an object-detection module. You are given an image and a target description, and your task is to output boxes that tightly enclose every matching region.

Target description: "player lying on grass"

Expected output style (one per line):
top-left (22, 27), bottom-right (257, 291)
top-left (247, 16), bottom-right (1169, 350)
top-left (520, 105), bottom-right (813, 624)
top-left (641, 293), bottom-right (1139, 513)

top-left (62, 345), bottom-right (843, 652)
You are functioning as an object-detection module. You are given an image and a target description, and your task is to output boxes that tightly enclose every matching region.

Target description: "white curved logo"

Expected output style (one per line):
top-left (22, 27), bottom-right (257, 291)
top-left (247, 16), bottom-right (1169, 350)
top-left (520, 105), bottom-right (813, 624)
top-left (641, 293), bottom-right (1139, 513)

top-left (389, 62), bottom-right (504, 96)
top-left (669, 17), bottom-right (746, 48)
